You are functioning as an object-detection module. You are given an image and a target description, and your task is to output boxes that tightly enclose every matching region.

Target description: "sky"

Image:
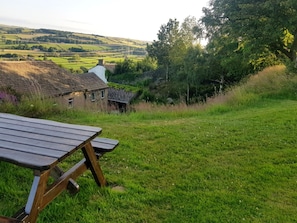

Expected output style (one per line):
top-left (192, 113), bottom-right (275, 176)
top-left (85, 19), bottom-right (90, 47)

top-left (0, 0), bottom-right (210, 42)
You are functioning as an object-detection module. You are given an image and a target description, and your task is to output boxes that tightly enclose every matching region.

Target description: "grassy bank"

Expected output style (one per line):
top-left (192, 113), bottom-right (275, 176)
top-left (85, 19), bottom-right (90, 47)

top-left (1, 66), bottom-right (297, 222)
top-left (1, 99), bottom-right (297, 222)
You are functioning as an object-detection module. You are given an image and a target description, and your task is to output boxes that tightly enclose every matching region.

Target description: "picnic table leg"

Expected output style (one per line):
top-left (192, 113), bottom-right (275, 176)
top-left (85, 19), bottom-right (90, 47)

top-left (50, 166), bottom-right (80, 194)
top-left (82, 142), bottom-right (107, 186)
top-left (24, 170), bottom-right (51, 223)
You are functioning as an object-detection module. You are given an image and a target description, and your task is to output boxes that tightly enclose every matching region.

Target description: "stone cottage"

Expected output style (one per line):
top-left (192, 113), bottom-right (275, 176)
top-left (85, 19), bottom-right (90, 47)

top-left (0, 60), bottom-right (108, 111)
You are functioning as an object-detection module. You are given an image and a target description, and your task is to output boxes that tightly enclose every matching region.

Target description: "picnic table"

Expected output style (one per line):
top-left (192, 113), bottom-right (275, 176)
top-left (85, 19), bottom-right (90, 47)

top-left (0, 112), bottom-right (109, 223)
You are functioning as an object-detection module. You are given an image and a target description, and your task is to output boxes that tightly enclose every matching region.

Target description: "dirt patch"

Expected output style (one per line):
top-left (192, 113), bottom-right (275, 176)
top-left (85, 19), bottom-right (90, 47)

top-left (111, 185), bottom-right (125, 193)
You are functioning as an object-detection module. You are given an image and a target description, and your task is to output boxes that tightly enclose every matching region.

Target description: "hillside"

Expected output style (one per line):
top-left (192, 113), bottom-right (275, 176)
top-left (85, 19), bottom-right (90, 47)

top-left (0, 24), bottom-right (148, 59)
top-left (1, 65), bottom-right (297, 222)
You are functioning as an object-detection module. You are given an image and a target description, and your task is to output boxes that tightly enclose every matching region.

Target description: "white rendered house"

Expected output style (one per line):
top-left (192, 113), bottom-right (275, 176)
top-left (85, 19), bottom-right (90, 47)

top-left (88, 59), bottom-right (108, 83)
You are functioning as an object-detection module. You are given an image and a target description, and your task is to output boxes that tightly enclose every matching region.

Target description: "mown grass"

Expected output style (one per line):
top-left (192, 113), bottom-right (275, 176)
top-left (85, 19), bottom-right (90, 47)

top-left (1, 66), bottom-right (297, 222)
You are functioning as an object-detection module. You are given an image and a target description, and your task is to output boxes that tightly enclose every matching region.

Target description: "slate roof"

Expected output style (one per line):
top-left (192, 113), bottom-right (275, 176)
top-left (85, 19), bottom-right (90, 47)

top-left (77, 72), bottom-right (108, 91)
top-left (108, 88), bottom-right (138, 104)
top-left (0, 61), bottom-right (107, 97)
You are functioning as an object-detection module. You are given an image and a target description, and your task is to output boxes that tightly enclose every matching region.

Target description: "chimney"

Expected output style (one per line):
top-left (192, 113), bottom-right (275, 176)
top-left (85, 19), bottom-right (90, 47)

top-left (97, 59), bottom-right (104, 66)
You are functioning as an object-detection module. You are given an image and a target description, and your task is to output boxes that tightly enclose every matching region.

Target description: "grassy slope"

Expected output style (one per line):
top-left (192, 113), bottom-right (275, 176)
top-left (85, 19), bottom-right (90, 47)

top-left (1, 67), bottom-right (297, 222)
top-left (1, 99), bottom-right (297, 223)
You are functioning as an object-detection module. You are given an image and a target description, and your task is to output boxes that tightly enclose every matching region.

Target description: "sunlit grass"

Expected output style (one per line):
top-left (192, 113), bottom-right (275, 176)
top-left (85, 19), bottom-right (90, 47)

top-left (44, 100), bottom-right (297, 222)
top-left (1, 66), bottom-right (297, 222)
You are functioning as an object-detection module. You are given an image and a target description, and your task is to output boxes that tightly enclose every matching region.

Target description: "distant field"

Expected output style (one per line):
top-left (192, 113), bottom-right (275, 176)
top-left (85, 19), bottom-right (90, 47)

top-left (48, 57), bottom-right (99, 70)
top-left (0, 43), bottom-right (126, 52)
top-left (0, 49), bottom-right (44, 56)
top-left (0, 25), bottom-right (147, 72)
top-left (1, 33), bottom-right (48, 39)
top-left (0, 52), bottom-right (139, 73)
top-left (0, 33), bottom-right (147, 49)
top-left (47, 56), bottom-right (132, 71)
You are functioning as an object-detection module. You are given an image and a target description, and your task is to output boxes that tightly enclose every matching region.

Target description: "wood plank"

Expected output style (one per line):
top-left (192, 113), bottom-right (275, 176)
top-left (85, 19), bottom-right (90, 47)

top-left (93, 137), bottom-right (120, 145)
top-left (82, 142), bottom-right (106, 186)
top-left (25, 171), bottom-right (51, 223)
top-left (0, 122), bottom-right (91, 141)
top-left (0, 140), bottom-right (67, 158)
top-left (41, 159), bottom-right (88, 210)
top-left (0, 128), bottom-right (84, 147)
top-left (92, 137), bottom-right (119, 152)
top-left (0, 134), bottom-right (75, 152)
top-left (0, 113), bottom-right (101, 132)
top-left (0, 117), bottom-right (100, 137)
top-left (0, 147), bottom-right (58, 170)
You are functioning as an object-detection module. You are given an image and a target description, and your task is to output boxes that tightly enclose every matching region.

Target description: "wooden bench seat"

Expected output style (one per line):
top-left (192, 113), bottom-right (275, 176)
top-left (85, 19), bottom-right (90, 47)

top-left (91, 137), bottom-right (119, 157)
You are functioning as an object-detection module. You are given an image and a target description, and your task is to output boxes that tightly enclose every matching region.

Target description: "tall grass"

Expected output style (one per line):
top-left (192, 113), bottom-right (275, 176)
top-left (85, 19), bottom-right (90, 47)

top-left (203, 65), bottom-right (297, 114)
top-left (0, 96), bottom-right (64, 118)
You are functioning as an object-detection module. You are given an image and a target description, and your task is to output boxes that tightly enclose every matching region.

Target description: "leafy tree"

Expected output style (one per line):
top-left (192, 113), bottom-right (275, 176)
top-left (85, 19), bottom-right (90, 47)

top-left (169, 16), bottom-right (199, 75)
top-left (204, 36), bottom-right (254, 85)
top-left (182, 45), bottom-right (205, 103)
top-left (114, 58), bottom-right (136, 74)
top-left (146, 18), bottom-right (180, 81)
top-left (136, 56), bottom-right (157, 73)
top-left (47, 47), bottom-right (57, 52)
top-left (147, 17), bottom-right (206, 103)
top-left (180, 16), bottom-right (200, 46)
top-left (201, 0), bottom-right (297, 66)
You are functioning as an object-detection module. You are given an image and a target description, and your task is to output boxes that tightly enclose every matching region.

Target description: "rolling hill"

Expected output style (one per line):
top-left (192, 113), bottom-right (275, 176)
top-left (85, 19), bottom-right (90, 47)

top-left (0, 24), bottom-right (148, 59)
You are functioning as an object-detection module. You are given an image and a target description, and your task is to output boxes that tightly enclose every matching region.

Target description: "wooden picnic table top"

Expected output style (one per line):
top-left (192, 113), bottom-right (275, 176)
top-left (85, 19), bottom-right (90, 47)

top-left (0, 112), bottom-right (110, 223)
top-left (0, 112), bottom-right (102, 171)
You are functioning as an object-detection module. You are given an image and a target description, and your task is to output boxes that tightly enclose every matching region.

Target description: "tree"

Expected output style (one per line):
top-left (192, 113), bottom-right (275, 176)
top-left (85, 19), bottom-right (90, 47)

top-left (204, 35), bottom-right (254, 84)
top-left (147, 17), bottom-right (205, 103)
top-left (146, 18), bottom-right (180, 81)
top-left (114, 58), bottom-right (136, 74)
top-left (182, 45), bottom-right (205, 103)
top-left (169, 16), bottom-right (200, 74)
top-left (180, 16), bottom-right (200, 46)
top-left (201, 0), bottom-right (297, 65)
top-left (136, 56), bottom-right (157, 73)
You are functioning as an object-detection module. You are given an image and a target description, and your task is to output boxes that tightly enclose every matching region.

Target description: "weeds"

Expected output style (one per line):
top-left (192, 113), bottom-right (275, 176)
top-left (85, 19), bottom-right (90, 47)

top-left (0, 96), bottom-right (64, 118)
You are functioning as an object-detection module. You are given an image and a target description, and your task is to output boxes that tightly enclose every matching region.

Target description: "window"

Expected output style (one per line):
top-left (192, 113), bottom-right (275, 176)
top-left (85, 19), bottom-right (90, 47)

top-left (101, 90), bottom-right (105, 99)
top-left (68, 98), bottom-right (74, 108)
top-left (91, 92), bottom-right (96, 102)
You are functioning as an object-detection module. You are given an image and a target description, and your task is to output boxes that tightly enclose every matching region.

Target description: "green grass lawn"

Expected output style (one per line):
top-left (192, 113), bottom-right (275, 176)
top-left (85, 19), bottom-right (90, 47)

top-left (1, 98), bottom-right (297, 222)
